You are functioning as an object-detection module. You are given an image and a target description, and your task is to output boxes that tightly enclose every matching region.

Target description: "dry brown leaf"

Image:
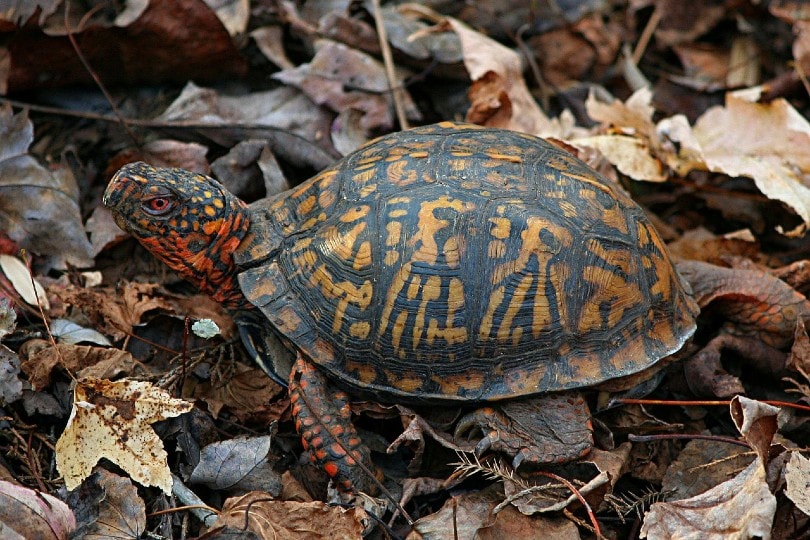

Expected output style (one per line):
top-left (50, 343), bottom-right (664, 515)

top-left (273, 39), bottom-right (420, 131)
top-left (411, 486), bottom-right (499, 538)
top-left (0, 479), bottom-right (76, 539)
top-left (55, 377), bottom-right (193, 493)
top-left (0, 105), bottom-right (93, 268)
top-left (412, 483), bottom-right (579, 539)
top-left (53, 282), bottom-right (174, 341)
top-left (63, 469), bottom-right (146, 540)
top-left (135, 139), bottom-right (210, 172)
top-left (730, 396), bottom-right (779, 464)
top-left (158, 81), bottom-right (332, 150)
top-left (446, 18), bottom-right (557, 137)
top-left (189, 435), bottom-right (282, 495)
top-left (0, 343), bottom-right (22, 405)
top-left (785, 452), bottom-right (810, 516)
top-left (182, 365), bottom-right (282, 419)
top-left (480, 507), bottom-right (581, 540)
top-left (786, 316), bottom-right (810, 380)
top-left (666, 227), bottom-right (759, 264)
top-left (211, 491), bottom-right (367, 538)
top-left (20, 339), bottom-right (138, 391)
top-left (640, 459), bottom-right (775, 540)
top-left (661, 439), bottom-right (755, 500)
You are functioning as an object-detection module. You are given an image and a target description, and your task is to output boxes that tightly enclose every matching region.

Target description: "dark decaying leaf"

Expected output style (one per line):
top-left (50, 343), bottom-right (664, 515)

top-left (189, 435), bottom-right (282, 495)
top-left (0, 478), bottom-right (76, 539)
top-left (64, 469), bottom-right (145, 540)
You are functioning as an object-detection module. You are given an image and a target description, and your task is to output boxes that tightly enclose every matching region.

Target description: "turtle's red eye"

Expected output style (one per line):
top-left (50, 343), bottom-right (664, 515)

top-left (142, 196), bottom-right (175, 216)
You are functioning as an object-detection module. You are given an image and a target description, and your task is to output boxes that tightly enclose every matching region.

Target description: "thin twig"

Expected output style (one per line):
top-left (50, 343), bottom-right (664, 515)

top-left (371, 0), bottom-right (409, 129)
top-left (63, 2), bottom-right (141, 147)
top-left (632, 5), bottom-right (662, 65)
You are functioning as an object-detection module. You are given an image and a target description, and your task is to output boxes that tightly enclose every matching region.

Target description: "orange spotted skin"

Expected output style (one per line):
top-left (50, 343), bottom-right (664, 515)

top-left (103, 162), bottom-right (251, 311)
top-left (103, 122), bottom-right (699, 494)
top-left (289, 354), bottom-right (379, 492)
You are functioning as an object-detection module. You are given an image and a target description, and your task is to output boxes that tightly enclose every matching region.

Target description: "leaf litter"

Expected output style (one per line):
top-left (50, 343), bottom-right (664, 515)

top-left (1, 1), bottom-right (810, 539)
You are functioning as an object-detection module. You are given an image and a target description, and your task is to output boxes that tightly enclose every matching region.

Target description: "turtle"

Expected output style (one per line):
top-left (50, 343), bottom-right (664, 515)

top-left (103, 121), bottom-right (699, 494)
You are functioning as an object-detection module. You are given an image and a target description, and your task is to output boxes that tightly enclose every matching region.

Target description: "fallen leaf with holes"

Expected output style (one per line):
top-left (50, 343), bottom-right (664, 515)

top-left (209, 491), bottom-right (367, 538)
top-left (63, 469), bottom-right (146, 540)
top-left (640, 459), bottom-right (776, 540)
top-left (0, 479), bottom-right (76, 539)
top-left (785, 452), bottom-right (810, 516)
top-left (55, 377), bottom-right (193, 493)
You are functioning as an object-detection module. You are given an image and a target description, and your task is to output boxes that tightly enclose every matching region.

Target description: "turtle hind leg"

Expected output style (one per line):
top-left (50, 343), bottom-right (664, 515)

top-left (289, 354), bottom-right (381, 494)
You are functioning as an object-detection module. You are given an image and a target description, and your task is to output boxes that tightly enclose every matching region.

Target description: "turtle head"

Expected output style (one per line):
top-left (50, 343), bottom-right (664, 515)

top-left (103, 162), bottom-right (252, 310)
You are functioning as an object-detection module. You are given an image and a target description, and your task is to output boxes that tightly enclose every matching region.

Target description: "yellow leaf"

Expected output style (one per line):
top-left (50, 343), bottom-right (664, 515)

top-left (55, 378), bottom-right (193, 493)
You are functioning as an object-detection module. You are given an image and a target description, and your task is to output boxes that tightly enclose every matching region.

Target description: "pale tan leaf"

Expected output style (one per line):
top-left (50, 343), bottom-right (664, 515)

top-left (575, 88), bottom-right (671, 181)
top-left (446, 18), bottom-right (560, 137)
top-left (0, 254), bottom-right (49, 309)
top-left (572, 134), bottom-right (666, 182)
top-left (785, 452), bottom-right (810, 516)
top-left (691, 93), bottom-right (810, 235)
top-left (585, 87), bottom-right (657, 138)
top-left (55, 378), bottom-right (193, 493)
top-left (202, 0), bottom-right (249, 36)
top-left (640, 460), bottom-right (775, 540)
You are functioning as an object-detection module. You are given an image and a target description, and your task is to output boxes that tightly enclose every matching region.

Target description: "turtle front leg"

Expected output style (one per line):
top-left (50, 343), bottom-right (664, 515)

top-left (289, 354), bottom-right (381, 494)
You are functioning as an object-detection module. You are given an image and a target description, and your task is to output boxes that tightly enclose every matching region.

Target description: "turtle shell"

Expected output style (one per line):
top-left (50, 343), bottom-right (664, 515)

top-left (234, 122), bottom-right (698, 402)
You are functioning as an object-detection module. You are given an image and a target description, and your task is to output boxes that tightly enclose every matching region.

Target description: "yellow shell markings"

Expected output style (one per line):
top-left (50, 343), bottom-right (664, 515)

top-left (482, 216), bottom-right (571, 342)
top-left (227, 122), bottom-right (699, 400)
top-left (377, 196), bottom-right (473, 358)
top-left (576, 240), bottom-right (643, 335)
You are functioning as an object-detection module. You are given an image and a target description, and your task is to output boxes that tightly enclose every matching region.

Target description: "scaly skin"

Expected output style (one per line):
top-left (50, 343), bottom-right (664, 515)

top-left (289, 354), bottom-right (380, 493)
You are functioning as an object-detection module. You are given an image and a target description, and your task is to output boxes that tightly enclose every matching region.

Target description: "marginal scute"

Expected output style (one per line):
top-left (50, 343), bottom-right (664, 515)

top-left (239, 122), bottom-right (699, 402)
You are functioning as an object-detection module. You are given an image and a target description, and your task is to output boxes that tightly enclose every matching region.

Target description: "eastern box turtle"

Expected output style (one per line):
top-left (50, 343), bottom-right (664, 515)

top-left (103, 121), bottom-right (699, 493)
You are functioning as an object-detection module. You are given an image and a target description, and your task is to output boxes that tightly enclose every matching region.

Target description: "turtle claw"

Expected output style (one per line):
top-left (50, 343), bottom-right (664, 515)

top-left (474, 432), bottom-right (495, 456)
